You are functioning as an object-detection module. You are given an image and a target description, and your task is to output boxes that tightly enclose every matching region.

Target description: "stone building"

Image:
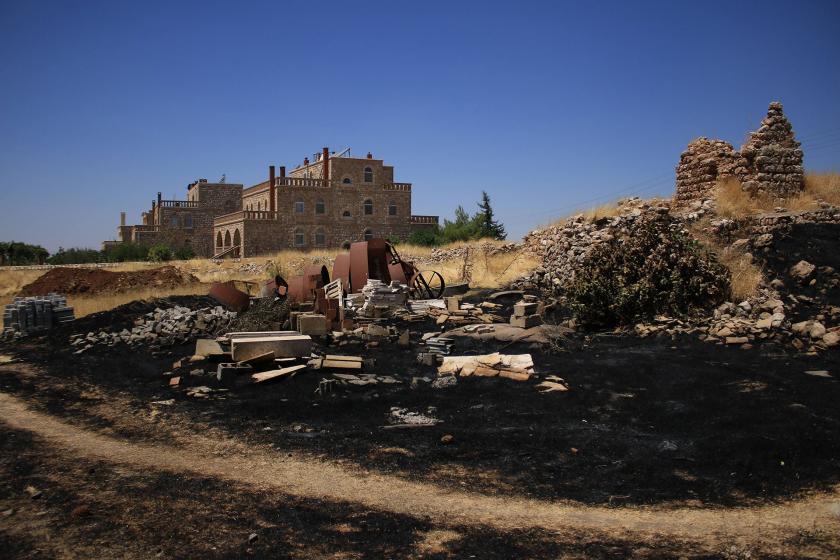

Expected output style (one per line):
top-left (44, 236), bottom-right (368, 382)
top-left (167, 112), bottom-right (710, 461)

top-left (674, 102), bottom-right (804, 205)
top-left (108, 148), bottom-right (438, 258)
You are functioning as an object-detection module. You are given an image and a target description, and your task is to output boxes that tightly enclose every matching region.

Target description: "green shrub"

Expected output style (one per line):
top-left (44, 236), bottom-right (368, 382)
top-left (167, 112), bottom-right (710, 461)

top-left (407, 229), bottom-right (440, 246)
top-left (0, 241), bottom-right (49, 265)
top-left (173, 246), bottom-right (196, 260)
top-left (147, 244), bottom-right (173, 262)
top-left (567, 213), bottom-right (730, 328)
top-left (103, 242), bottom-right (150, 262)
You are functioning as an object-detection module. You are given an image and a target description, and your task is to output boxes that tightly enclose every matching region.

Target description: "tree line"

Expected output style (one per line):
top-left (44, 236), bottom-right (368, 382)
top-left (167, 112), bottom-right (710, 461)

top-left (0, 242), bottom-right (195, 266)
top-left (407, 190), bottom-right (507, 246)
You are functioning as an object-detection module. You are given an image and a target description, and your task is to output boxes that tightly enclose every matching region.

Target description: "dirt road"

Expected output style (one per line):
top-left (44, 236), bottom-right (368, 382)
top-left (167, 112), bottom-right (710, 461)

top-left (2, 391), bottom-right (838, 547)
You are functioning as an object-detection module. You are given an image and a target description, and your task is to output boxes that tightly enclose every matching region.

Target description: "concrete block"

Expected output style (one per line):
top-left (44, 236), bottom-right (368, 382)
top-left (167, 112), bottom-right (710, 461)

top-left (216, 362), bottom-right (252, 386)
top-left (298, 314), bottom-right (328, 336)
top-left (510, 314), bottom-right (543, 329)
top-left (231, 335), bottom-right (313, 362)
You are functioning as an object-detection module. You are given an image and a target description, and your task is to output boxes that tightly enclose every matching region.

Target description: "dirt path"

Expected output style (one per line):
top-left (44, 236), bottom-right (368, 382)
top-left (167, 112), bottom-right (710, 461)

top-left (2, 392), bottom-right (838, 545)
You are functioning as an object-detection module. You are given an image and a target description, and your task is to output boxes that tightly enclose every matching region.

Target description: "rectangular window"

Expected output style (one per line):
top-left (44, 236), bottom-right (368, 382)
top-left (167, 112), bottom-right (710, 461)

top-left (294, 231), bottom-right (305, 246)
top-left (294, 201), bottom-right (305, 214)
top-left (315, 200), bottom-right (325, 214)
top-left (388, 204), bottom-right (397, 216)
top-left (315, 231), bottom-right (325, 246)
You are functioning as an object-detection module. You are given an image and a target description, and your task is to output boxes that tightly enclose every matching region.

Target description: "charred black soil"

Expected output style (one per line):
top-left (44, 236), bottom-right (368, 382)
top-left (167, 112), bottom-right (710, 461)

top-left (2, 296), bottom-right (839, 509)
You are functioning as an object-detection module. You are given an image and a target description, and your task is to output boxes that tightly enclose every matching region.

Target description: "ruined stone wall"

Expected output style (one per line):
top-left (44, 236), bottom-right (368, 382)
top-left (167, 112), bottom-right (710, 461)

top-left (674, 138), bottom-right (740, 204)
top-left (739, 102), bottom-right (804, 198)
top-left (674, 102), bottom-right (805, 205)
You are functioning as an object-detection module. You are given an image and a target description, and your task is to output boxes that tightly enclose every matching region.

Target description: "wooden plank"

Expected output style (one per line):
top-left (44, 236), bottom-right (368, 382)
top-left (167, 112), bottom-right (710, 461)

top-left (251, 364), bottom-right (307, 384)
top-left (322, 359), bottom-right (363, 370)
top-left (324, 355), bottom-right (363, 363)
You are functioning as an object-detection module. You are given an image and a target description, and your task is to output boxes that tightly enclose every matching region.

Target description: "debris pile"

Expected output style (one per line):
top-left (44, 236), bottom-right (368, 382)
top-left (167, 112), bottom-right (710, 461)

top-left (438, 352), bottom-right (535, 382)
top-left (71, 305), bottom-right (235, 353)
top-left (19, 265), bottom-right (199, 297)
top-left (2, 294), bottom-right (74, 337)
top-left (358, 279), bottom-right (408, 317)
top-left (518, 204), bottom-right (730, 327)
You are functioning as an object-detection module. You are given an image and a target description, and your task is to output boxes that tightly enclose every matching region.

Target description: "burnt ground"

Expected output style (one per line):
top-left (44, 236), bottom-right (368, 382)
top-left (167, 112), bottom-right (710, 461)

top-left (2, 223), bottom-right (840, 557)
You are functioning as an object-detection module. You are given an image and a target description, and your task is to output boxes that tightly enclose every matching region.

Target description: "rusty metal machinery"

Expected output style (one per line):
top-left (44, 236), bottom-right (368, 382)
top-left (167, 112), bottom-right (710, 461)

top-left (331, 239), bottom-right (445, 299)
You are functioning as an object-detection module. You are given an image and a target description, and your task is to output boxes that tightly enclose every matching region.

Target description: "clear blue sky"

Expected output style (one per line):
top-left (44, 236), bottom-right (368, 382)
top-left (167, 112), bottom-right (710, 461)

top-left (1, 0), bottom-right (839, 252)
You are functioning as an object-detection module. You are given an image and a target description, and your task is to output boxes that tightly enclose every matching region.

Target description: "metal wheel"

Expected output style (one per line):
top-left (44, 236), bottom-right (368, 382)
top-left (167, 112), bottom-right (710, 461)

top-left (411, 270), bottom-right (446, 299)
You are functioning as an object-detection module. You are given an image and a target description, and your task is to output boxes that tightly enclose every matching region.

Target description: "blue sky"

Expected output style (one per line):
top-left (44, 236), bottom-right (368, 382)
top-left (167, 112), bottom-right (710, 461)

top-left (1, 0), bottom-right (839, 252)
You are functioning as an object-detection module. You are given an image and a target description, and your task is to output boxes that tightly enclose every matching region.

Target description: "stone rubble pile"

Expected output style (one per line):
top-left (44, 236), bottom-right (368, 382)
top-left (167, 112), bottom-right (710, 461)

top-left (418, 242), bottom-right (519, 265)
top-left (71, 305), bottom-right (236, 354)
top-left (2, 294), bottom-right (75, 337)
top-left (515, 198), bottom-right (672, 294)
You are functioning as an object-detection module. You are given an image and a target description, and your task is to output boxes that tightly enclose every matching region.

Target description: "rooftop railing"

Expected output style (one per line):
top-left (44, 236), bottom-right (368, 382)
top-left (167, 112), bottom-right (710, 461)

top-left (159, 200), bottom-right (200, 208)
top-left (410, 215), bottom-right (439, 224)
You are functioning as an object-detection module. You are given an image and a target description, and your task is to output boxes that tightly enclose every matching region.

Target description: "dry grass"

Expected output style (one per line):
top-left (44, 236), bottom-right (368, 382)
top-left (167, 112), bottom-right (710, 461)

top-left (718, 248), bottom-right (764, 301)
top-left (68, 284), bottom-right (208, 317)
top-left (715, 172), bottom-right (840, 218)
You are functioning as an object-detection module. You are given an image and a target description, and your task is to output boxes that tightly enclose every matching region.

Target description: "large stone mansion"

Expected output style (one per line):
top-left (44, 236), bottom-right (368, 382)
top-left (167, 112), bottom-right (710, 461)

top-left (107, 148), bottom-right (439, 257)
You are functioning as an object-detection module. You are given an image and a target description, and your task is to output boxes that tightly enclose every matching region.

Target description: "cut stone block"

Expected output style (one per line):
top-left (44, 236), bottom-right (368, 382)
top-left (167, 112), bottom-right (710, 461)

top-left (512, 302), bottom-right (538, 317)
top-left (510, 314), bottom-right (543, 328)
top-left (298, 314), bottom-right (328, 336)
top-left (231, 335), bottom-right (313, 362)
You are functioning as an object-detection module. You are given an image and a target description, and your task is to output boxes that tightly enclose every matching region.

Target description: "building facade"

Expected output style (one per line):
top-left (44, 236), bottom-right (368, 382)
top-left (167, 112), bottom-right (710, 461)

top-left (108, 148), bottom-right (438, 258)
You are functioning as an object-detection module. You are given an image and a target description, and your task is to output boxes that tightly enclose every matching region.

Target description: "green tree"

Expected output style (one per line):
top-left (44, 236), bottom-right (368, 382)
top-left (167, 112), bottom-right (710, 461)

top-left (476, 190), bottom-right (507, 240)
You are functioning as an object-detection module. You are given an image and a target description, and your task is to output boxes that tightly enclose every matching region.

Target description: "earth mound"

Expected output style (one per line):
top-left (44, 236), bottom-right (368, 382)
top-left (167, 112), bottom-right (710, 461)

top-left (18, 265), bottom-right (200, 297)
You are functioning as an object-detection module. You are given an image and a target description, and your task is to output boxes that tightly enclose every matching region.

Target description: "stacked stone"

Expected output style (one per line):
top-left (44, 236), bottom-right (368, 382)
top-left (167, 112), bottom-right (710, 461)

top-left (70, 305), bottom-right (236, 354)
top-left (674, 138), bottom-right (739, 205)
top-left (514, 198), bottom-right (674, 294)
top-left (2, 294), bottom-right (74, 337)
top-left (739, 102), bottom-right (804, 197)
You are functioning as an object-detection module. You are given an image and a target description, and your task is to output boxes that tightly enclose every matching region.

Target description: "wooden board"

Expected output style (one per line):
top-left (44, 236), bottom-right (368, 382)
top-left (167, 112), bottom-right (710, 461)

top-left (251, 364), bottom-right (307, 384)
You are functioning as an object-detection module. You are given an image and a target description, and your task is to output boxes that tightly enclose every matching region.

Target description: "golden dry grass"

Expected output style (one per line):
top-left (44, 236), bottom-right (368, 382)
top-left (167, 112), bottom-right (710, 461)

top-left (714, 172), bottom-right (840, 218)
top-left (0, 239), bottom-right (538, 317)
top-left (718, 248), bottom-right (764, 301)
top-left (68, 284), bottom-right (208, 317)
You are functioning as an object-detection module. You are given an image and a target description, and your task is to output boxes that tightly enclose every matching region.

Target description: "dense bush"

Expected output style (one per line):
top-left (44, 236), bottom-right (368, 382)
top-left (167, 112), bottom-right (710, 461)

top-left (567, 213), bottom-right (731, 328)
top-left (102, 243), bottom-right (151, 262)
top-left (173, 246), bottom-right (196, 260)
top-left (148, 244), bottom-right (173, 262)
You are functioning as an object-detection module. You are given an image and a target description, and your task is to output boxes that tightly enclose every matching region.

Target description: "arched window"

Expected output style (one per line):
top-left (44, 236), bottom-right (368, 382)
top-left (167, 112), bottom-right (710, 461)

top-left (184, 214), bottom-right (193, 228)
top-left (294, 201), bottom-right (305, 214)
top-left (170, 215), bottom-right (180, 227)
top-left (216, 232), bottom-right (223, 248)
top-left (364, 167), bottom-right (373, 183)
top-left (294, 228), bottom-right (306, 247)
top-left (314, 228), bottom-right (326, 247)
top-left (342, 177), bottom-right (352, 184)
top-left (224, 231), bottom-right (232, 247)
top-left (364, 228), bottom-right (374, 241)
top-left (233, 229), bottom-right (241, 247)
top-left (388, 202), bottom-right (397, 216)
top-left (363, 199), bottom-right (373, 215)
top-left (315, 199), bottom-right (325, 214)
top-left (342, 210), bottom-right (352, 218)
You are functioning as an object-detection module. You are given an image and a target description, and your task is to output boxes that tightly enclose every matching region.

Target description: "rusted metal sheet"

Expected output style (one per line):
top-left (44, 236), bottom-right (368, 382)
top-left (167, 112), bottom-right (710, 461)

top-left (332, 254), bottom-right (351, 292)
top-left (209, 281), bottom-right (250, 312)
top-left (288, 265), bottom-right (330, 303)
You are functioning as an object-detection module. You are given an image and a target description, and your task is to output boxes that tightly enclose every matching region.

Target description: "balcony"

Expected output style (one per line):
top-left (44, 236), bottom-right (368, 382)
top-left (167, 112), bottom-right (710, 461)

top-left (214, 210), bottom-right (281, 227)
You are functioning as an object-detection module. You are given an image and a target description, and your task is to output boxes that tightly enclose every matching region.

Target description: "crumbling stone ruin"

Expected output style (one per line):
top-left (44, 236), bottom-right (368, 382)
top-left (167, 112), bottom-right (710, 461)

top-left (674, 102), bottom-right (804, 205)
